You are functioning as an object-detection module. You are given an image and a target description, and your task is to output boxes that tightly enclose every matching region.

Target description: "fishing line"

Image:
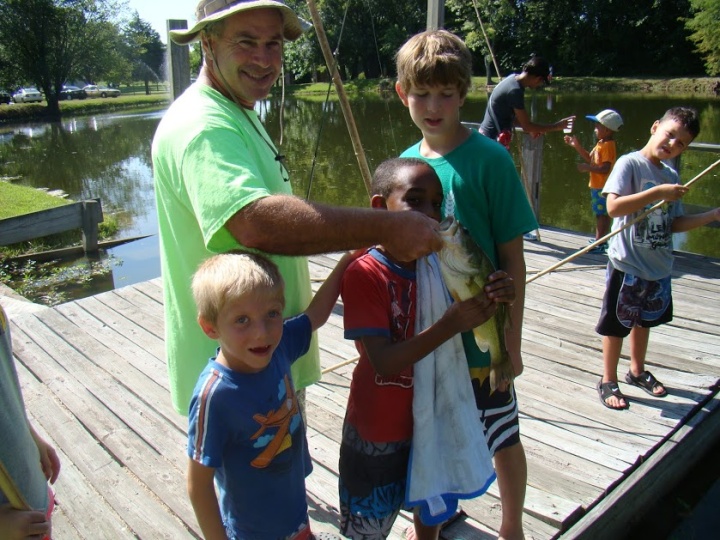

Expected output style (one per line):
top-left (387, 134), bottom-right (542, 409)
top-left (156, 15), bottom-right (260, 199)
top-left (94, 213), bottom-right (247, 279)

top-left (206, 38), bottom-right (290, 181)
top-left (471, 0), bottom-right (501, 80)
top-left (526, 157), bottom-right (720, 285)
top-left (305, 0), bottom-right (352, 200)
top-left (363, 0), bottom-right (399, 155)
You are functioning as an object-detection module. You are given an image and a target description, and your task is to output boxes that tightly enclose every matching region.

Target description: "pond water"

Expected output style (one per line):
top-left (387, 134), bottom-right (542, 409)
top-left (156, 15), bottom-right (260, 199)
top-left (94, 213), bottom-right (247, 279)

top-left (1, 91), bottom-right (719, 302)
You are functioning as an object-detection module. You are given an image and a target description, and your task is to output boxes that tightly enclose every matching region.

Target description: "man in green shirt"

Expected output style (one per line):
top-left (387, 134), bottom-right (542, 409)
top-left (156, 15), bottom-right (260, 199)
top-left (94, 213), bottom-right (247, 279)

top-left (152, 0), bottom-right (442, 414)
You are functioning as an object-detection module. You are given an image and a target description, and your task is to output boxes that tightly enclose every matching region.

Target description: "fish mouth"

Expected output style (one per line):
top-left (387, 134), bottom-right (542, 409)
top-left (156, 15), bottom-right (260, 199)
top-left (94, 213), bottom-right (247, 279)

top-left (439, 216), bottom-right (455, 233)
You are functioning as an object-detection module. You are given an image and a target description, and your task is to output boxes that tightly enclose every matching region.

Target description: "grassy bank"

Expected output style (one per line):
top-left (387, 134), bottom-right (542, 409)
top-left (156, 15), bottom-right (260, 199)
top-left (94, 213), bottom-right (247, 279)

top-left (2, 76), bottom-right (718, 123)
top-left (0, 93), bottom-right (171, 123)
top-left (0, 181), bottom-right (68, 219)
top-left (288, 76), bottom-right (720, 97)
top-left (0, 181), bottom-right (120, 305)
top-left (0, 182), bottom-right (118, 256)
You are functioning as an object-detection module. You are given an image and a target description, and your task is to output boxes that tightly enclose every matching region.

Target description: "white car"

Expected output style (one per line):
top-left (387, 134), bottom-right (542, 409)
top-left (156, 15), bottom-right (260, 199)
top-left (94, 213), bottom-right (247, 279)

top-left (82, 85), bottom-right (121, 98)
top-left (12, 87), bottom-right (43, 103)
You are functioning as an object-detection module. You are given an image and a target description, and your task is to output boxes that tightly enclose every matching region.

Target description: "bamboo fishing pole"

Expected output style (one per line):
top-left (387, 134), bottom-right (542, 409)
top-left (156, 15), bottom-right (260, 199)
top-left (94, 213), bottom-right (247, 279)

top-left (526, 157), bottom-right (720, 285)
top-left (471, 0), bottom-right (501, 81)
top-left (321, 355), bottom-right (359, 375)
top-left (305, 0), bottom-right (373, 196)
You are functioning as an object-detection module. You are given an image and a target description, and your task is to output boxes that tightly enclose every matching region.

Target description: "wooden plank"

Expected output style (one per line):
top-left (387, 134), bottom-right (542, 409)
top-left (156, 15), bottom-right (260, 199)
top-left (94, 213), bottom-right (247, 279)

top-left (72, 295), bottom-right (166, 360)
top-left (54, 301), bottom-right (171, 391)
top-left (0, 202), bottom-right (87, 245)
top-left (14, 348), bottom-right (196, 538)
top-left (39, 307), bottom-right (183, 431)
top-left (91, 291), bottom-right (165, 340)
top-left (24, 397), bottom-right (134, 539)
top-left (10, 317), bottom-right (199, 537)
top-left (560, 397), bottom-right (720, 538)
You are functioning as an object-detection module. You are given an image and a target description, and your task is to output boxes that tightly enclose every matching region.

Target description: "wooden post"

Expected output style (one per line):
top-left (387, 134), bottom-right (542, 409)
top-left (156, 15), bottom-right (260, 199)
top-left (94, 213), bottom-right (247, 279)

top-left (519, 132), bottom-right (543, 240)
top-left (81, 199), bottom-right (103, 253)
top-left (167, 20), bottom-right (191, 102)
top-left (427, 0), bottom-right (445, 30)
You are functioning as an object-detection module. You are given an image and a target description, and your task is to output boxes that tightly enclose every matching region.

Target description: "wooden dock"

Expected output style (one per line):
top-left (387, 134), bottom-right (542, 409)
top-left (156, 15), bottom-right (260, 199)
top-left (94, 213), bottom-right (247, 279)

top-left (6, 227), bottom-right (719, 539)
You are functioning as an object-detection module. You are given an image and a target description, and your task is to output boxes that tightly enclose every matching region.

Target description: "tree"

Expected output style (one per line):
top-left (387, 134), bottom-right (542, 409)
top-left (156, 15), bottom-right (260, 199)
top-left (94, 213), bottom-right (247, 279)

top-left (0, 0), bottom-right (126, 120)
top-left (123, 12), bottom-right (166, 94)
top-left (685, 0), bottom-right (720, 75)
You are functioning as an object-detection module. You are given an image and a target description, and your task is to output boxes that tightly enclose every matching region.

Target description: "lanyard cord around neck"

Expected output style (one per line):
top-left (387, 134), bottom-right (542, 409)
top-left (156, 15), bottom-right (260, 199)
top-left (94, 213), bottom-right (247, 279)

top-left (207, 41), bottom-right (289, 181)
top-left (238, 106), bottom-right (289, 181)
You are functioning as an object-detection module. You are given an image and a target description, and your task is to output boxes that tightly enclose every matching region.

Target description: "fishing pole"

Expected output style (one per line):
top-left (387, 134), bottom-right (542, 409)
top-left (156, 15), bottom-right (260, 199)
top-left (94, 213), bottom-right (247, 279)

top-left (322, 355), bottom-right (360, 375)
top-left (471, 0), bottom-right (501, 81)
top-left (305, 0), bottom-right (373, 196)
top-left (526, 157), bottom-right (720, 285)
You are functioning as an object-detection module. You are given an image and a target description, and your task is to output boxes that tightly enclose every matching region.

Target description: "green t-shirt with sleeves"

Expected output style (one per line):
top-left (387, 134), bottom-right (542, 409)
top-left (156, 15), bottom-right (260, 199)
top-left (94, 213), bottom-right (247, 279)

top-left (152, 84), bottom-right (319, 414)
top-left (402, 130), bottom-right (538, 368)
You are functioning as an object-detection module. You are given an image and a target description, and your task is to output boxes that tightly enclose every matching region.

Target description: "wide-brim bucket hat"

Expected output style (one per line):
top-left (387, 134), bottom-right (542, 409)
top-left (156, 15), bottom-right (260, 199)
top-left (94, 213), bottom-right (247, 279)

top-left (169, 0), bottom-right (311, 45)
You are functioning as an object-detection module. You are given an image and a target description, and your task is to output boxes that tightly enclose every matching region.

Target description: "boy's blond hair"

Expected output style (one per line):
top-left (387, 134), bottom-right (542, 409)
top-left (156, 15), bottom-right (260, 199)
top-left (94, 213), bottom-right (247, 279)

top-left (192, 251), bottom-right (285, 324)
top-left (395, 30), bottom-right (472, 97)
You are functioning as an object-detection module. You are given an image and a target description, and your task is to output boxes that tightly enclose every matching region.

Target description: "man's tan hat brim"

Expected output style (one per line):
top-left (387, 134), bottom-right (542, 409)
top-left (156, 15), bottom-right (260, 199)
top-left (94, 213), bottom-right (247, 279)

top-left (169, 0), bottom-right (311, 45)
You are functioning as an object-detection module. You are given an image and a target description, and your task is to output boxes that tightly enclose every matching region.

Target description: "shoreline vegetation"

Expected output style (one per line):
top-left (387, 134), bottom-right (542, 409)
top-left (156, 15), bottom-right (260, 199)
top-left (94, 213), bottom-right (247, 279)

top-left (1, 76), bottom-right (719, 123)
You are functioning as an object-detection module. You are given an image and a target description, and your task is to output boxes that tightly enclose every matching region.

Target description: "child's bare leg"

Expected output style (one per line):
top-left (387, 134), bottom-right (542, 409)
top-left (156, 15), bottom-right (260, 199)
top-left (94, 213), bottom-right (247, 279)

top-left (602, 335), bottom-right (626, 408)
top-left (628, 327), bottom-right (664, 394)
top-left (596, 215), bottom-right (611, 240)
top-left (628, 326), bottom-right (649, 375)
top-left (495, 442), bottom-right (527, 540)
top-left (410, 511), bottom-right (441, 540)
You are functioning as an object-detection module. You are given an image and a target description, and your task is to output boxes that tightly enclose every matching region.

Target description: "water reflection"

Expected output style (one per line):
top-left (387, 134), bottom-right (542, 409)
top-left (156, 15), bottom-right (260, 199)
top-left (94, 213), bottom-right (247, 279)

top-left (1, 93), bottom-right (718, 303)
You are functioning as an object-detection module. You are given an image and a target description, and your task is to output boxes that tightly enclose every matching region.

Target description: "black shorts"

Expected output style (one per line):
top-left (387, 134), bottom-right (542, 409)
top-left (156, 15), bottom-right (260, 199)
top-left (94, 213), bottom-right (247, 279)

top-left (596, 264), bottom-right (673, 338)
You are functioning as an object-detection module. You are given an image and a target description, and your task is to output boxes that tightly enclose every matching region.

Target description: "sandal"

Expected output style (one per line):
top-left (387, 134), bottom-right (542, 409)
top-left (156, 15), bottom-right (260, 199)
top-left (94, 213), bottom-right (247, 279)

top-left (597, 378), bottom-right (629, 410)
top-left (625, 370), bottom-right (667, 397)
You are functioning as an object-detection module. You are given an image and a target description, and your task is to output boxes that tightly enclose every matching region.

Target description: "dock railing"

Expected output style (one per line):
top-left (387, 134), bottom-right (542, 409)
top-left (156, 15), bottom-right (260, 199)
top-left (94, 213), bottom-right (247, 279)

top-left (0, 199), bottom-right (104, 252)
top-left (670, 142), bottom-right (720, 228)
top-left (462, 122), bottom-right (544, 236)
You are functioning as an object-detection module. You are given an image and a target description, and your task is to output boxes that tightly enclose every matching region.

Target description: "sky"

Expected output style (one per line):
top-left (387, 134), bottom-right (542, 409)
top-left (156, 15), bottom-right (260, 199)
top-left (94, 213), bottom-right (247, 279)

top-left (125, 0), bottom-right (199, 43)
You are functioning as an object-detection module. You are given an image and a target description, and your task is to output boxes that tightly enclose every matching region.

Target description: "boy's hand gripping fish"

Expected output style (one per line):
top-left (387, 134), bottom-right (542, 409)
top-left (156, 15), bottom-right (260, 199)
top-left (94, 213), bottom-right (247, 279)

top-left (437, 217), bottom-right (514, 392)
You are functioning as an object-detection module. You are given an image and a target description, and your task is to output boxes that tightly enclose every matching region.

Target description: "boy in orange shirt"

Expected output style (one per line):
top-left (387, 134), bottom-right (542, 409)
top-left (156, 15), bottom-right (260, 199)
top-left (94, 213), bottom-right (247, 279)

top-left (565, 109), bottom-right (624, 253)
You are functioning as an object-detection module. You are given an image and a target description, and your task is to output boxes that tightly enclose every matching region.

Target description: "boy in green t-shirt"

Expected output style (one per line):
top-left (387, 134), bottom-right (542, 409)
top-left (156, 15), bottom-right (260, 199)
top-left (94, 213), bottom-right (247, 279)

top-left (395, 30), bottom-right (538, 540)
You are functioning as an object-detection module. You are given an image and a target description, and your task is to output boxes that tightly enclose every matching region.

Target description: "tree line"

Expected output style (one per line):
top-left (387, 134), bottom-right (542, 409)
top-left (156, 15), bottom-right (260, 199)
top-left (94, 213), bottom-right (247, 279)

top-left (1, 0), bottom-right (717, 120)
top-left (281, 0), bottom-right (718, 83)
top-left (0, 0), bottom-right (164, 119)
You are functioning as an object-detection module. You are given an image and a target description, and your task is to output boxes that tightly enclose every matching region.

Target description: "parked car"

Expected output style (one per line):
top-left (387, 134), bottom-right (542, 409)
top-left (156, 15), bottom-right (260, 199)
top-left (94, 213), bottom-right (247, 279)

top-left (12, 87), bottom-right (43, 103)
top-left (83, 85), bottom-right (121, 98)
top-left (59, 85), bottom-right (87, 100)
top-left (0, 90), bottom-right (11, 104)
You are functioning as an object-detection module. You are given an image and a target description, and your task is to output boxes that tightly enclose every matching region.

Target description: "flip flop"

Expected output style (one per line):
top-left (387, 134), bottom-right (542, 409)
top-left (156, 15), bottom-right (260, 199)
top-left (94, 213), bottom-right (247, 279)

top-left (597, 377), bottom-right (629, 410)
top-left (625, 370), bottom-right (667, 397)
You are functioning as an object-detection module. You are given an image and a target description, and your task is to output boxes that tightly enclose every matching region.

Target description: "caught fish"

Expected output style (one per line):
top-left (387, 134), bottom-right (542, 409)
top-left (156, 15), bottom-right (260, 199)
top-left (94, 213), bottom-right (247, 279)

top-left (437, 216), bottom-right (513, 392)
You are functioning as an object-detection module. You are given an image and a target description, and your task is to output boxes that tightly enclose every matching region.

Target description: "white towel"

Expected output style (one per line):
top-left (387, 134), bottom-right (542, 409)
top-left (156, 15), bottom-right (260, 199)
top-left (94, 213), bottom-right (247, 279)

top-left (406, 254), bottom-right (496, 525)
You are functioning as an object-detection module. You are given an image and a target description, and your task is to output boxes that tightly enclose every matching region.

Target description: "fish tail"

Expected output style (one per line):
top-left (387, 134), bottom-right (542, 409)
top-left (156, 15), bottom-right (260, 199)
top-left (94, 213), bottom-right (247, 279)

top-left (489, 359), bottom-right (515, 394)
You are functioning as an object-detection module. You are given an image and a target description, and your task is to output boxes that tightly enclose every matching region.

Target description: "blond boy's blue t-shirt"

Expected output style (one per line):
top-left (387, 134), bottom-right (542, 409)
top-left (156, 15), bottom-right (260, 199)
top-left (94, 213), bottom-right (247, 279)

top-left (402, 131), bottom-right (537, 368)
top-left (152, 84), bottom-right (319, 414)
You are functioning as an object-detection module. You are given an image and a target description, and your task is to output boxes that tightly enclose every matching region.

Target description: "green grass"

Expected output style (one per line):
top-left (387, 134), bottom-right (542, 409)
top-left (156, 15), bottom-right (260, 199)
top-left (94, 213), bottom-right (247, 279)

top-left (2, 76), bottom-right (717, 123)
top-left (0, 93), bottom-right (171, 121)
top-left (0, 181), bottom-right (69, 219)
top-left (284, 75), bottom-right (720, 98)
